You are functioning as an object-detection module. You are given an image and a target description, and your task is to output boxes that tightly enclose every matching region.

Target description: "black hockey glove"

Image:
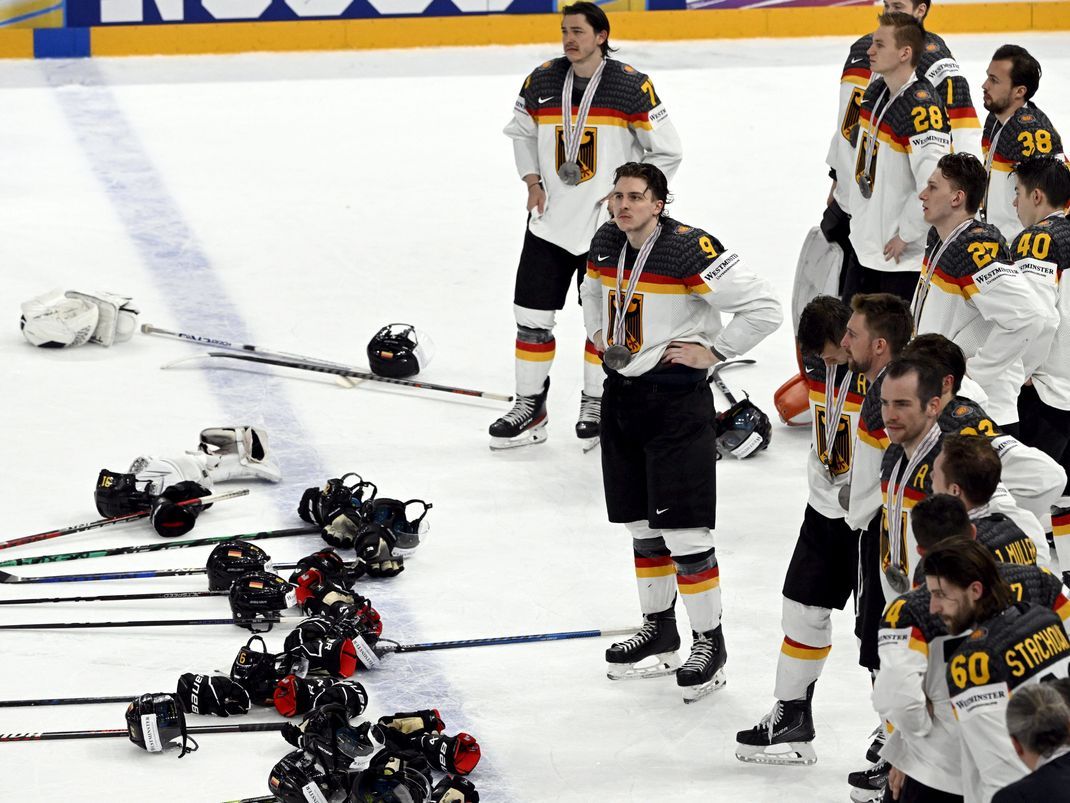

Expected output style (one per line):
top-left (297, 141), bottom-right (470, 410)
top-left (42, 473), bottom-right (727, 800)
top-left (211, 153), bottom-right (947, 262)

top-left (432, 775), bottom-right (480, 803)
top-left (418, 731), bottom-right (481, 775)
top-left (230, 634), bottom-right (307, 706)
top-left (94, 469), bottom-right (153, 518)
top-left (355, 524), bottom-right (404, 578)
top-left (175, 673), bottom-right (250, 717)
top-left (150, 481), bottom-right (210, 537)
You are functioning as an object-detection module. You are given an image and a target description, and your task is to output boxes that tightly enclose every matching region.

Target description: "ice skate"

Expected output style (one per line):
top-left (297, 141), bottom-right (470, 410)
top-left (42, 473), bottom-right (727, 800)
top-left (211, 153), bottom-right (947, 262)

top-left (865, 722), bottom-right (888, 764)
top-left (576, 392), bottom-right (601, 452)
top-left (734, 682), bottom-right (817, 765)
top-left (677, 626), bottom-right (727, 703)
top-left (848, 759), bottom-right (889, 802)
top-left (605, 609), bottom-right (681, 680)
top-left (489, 379), bottom-right (549, 450)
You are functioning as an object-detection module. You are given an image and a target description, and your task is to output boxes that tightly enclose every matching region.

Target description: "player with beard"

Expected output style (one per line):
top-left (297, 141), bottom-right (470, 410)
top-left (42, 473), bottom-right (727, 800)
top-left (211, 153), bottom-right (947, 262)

top-left (930, 540), bottom-right (1070, 803)
top-left (979, 45), bottom-right (1066, 242)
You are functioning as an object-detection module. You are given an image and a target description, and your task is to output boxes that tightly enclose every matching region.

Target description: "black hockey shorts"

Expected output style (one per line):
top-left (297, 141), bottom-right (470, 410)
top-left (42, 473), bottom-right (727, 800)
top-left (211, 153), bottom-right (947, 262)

top-left (782, 504), bottom-right (859, 611)
top-left (1018, 382), bottom-right (1070, 494)
top-left (513, 225), bottom-right (587, 311)
top-left (855, 513), bottom-right (885, 672)
top-left (600, 374), bottom-right (717, 530)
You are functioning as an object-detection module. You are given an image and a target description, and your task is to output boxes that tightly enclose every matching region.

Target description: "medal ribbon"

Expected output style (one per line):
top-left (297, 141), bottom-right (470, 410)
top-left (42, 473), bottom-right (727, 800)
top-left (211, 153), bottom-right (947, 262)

top-left (980, 120), bottom-right (1007, 221)
top-left (610, 225), bottom-right (662, 350)
top-left (822, 363), bottom-right (854, 477)
top-left (860, 77), bottom-right (917, 187)
top-left (912, 218), bottom-right (975, 327)
top-left (967, 502), bottom-right (991, 521)
top-left (887, 421), bottom-right (942, 573)
top-left (561, 59), bottom-right (606, 168)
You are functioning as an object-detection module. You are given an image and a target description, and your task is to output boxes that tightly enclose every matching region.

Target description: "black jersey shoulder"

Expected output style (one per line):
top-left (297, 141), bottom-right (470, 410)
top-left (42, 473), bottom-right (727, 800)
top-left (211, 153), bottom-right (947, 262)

top-left (522, 57), bottom-right (569, 102)
top-left (882, 587), bottom-right (948, 642)
top-left (842, 35), bottom-right (871, 75)
top-left (997, 562), bottom-right (1062, 607)
top-left (938, 395), bottom-right (1001, 436)
top-left (981, 514), bottom-right (1039, 567)
top-left (859, 371), bottom-right (887, 435)
top-left (932, 222), bottom-right (1010, 279)
top-left (997, 104), bottom-right (1064, 161)
top-left (1013, 214), bottom-right (1070, 272)
top-left (639, 217), bottom-right (726, 280)
top-left (596, 60), bottom-right (659, 116)
top-left (590, 220), bottom-right (627, 259)
top-left (883, 79), bottom-right (949, 139)
top-left (916, 32), bottom-right (954, 77)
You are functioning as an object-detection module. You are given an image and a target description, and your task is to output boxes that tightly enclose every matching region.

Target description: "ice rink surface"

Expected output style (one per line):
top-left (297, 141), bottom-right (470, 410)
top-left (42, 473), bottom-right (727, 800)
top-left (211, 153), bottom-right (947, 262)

top-left (1, 29), bottom-right (1068, 802)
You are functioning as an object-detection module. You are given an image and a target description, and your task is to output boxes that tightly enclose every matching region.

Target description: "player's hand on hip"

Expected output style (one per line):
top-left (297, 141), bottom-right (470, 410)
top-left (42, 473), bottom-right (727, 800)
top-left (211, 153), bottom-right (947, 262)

top-left (883, 234), bottom-right (907, 263)
top-left (887, 766), bottom-right (905, 800)
top-left (527, 183), bottom-right (547, 215)
top-left (661, 341), bottom-right (718, 369)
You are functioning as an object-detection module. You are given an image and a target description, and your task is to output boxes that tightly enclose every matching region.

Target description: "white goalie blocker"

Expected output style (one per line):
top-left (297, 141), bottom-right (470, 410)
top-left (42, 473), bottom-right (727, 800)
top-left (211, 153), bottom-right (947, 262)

top-left (20, 289), bottom-right (139, 348)
top-left (790, 228), bottom-right (843, 333)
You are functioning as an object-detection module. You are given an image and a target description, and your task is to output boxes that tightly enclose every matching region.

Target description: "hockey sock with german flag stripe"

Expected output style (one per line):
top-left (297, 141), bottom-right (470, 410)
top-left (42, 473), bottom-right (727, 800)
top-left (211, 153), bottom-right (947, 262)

top-left (633, 536), bottom-right (676, 615)
top-left (774, 598), bottom-right (833, 700)
top-left (514, 331), bottom-right (554, 397)
top-left (674, 549), bottom-right (721, 633)
top-left (583, 338), bottom-right (604, 398)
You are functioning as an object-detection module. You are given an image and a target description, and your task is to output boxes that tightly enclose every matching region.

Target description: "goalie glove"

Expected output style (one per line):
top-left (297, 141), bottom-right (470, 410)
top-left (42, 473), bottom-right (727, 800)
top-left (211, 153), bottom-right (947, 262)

top-left (130, 453), bottom-right (213, 497)
top-left (355, 524), bottom-right (404, 578)
top-left (432, 775), bottom-right (480, 803)
top-left (150, 481), bottom-right (210, 537)
top-left (198, 426), bottom-right (282, 483)
top-left (64, 290), bottom-right (138, 346)
top-left (175, 673), bottom-right (251, 717)
top-left (19, 290), bottom-right (98, 348)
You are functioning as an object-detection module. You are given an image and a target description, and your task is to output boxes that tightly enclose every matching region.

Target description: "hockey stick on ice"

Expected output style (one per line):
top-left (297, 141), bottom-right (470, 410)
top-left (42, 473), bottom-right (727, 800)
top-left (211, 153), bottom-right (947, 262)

top-left (0, 721), bottom-right (286, 743)
top-left (376, 626), bottom-right (639, 655)
top-left (141, 323), bottom-right (356, 370)
top-left (165, 350), bottom-right (514, 403)
top-left (0, 489), bottom-right (249, 552)
top-left (0, 525), bottom-right (316, 568)
top-left (0, 613), bottom-right (300, 632)
top-left (0, 589), bottom-right (228, 606)
top-left (0, 558), bottom-right (305, 585)
top-left (710, 358), bottom-right (756, 405)
top-left (0, 695), bottom-right (137, 708)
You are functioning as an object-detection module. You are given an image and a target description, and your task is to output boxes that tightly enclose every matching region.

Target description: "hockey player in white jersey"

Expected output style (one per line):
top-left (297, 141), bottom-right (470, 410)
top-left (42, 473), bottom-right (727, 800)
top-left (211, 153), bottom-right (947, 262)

top-left (494, 2), bottom-right (682, 450)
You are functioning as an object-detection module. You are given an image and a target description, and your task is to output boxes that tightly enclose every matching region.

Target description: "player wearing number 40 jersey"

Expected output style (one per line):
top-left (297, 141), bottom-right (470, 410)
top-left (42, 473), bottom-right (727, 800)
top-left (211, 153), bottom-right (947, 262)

top-left (980, 45), bottom-right (1066, 243)
top-left (495, 2), bottom-right (683, 451)
top-left (735, 296), bottom-right (868, 766)
top-left (580, 162), bottom-right (781, 704)
top-left (925, 540), bottom-right (1070, 803)
top-left (1011, 157), bottom-right (1070, 495)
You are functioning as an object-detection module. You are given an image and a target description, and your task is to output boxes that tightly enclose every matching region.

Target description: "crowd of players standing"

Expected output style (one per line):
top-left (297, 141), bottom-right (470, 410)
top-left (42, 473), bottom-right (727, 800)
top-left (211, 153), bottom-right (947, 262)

top-left (491, 2), bottom-right (1069, 801)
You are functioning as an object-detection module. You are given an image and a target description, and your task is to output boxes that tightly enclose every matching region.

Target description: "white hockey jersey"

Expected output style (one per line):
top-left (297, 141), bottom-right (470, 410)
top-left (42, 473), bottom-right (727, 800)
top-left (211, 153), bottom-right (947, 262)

top-left (805, 359), bottom-right (867, 519)
top-left (504, 57), bottom-right (683, 256)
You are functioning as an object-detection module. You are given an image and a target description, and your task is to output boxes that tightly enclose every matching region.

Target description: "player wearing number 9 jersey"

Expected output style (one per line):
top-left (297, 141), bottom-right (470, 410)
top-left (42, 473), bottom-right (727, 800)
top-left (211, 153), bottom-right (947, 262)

top-left (926, 540), bottom-right (1070, 803)
top-left (913, 153), bottom-right (1055, 428)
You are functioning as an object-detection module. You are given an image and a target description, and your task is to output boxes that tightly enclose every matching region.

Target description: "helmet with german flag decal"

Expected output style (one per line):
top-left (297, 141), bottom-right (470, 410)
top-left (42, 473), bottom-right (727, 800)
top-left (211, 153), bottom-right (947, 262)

top-left (205, 540), bottom-right (269, 591)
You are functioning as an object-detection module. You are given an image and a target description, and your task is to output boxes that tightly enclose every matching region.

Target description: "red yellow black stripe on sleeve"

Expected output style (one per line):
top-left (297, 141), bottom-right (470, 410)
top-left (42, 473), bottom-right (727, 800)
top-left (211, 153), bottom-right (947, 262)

top-left (531, 105), bottom-right (654, 130)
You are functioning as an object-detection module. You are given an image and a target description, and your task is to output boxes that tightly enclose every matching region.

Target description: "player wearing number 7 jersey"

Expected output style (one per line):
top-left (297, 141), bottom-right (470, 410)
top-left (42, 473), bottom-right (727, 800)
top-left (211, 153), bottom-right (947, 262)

top-left (927, 540), bottom-right (1070, 803)
top-left (913, 153), bottom-right (1055, 429)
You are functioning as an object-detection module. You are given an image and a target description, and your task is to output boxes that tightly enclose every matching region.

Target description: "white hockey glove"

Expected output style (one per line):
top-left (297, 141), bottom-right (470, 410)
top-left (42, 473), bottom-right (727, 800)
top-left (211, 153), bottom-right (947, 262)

top-left (20, 290), bottom-right (99, 348)
top-left (129, 453), bottom-right (214, 497)
top-left (198, 426), bottom-right (282, 483)
top-left (64, 290), bottom-right (139, 346)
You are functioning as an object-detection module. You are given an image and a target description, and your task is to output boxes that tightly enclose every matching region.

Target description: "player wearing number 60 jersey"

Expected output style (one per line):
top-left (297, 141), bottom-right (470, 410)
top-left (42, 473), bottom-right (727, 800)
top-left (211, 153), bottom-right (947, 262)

top-left (876, 532), bottom-right (1070, 801)
top-left (926, 540), bottom-right (1070, 803)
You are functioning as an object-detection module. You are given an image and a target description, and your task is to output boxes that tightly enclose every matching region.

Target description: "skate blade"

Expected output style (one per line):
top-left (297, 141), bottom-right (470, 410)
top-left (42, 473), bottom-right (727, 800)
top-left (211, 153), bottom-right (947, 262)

top-left (849, 788), bottom-right (885, 803)
top-left (681, 667), bottom-right (727, 704)
top-left (580, 436), bottom-right (600, 453)
top-left (734, 741), bottom-right (817, 766)
top-left (606, 652), bottom-right (681, 680)
top-left (489, 425), bottom-right (548, 451)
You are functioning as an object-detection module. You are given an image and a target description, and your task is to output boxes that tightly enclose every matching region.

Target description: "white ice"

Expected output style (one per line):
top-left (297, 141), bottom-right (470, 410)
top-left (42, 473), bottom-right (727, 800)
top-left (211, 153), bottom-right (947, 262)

top-left (1, 30), bottom-right (1068, 802)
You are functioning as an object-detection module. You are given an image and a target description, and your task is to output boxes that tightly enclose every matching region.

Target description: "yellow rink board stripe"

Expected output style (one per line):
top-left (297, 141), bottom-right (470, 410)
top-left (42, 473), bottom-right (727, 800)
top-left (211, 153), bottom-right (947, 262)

top-left (1, 2), bottom-right (1069, 60)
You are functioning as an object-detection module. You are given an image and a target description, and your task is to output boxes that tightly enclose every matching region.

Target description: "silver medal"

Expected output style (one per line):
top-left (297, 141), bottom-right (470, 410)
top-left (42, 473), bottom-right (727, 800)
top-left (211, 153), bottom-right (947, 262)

top-left (838, 483), bottom-right (851, 512)
top-left (603, 344), bottom-right (632, 371)
top-left (557, 161), bottom-right (582, 186)
top-left (884, 565), bottom-right (909, 594)
top-left (857, 175), bottom-right (872, 199)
